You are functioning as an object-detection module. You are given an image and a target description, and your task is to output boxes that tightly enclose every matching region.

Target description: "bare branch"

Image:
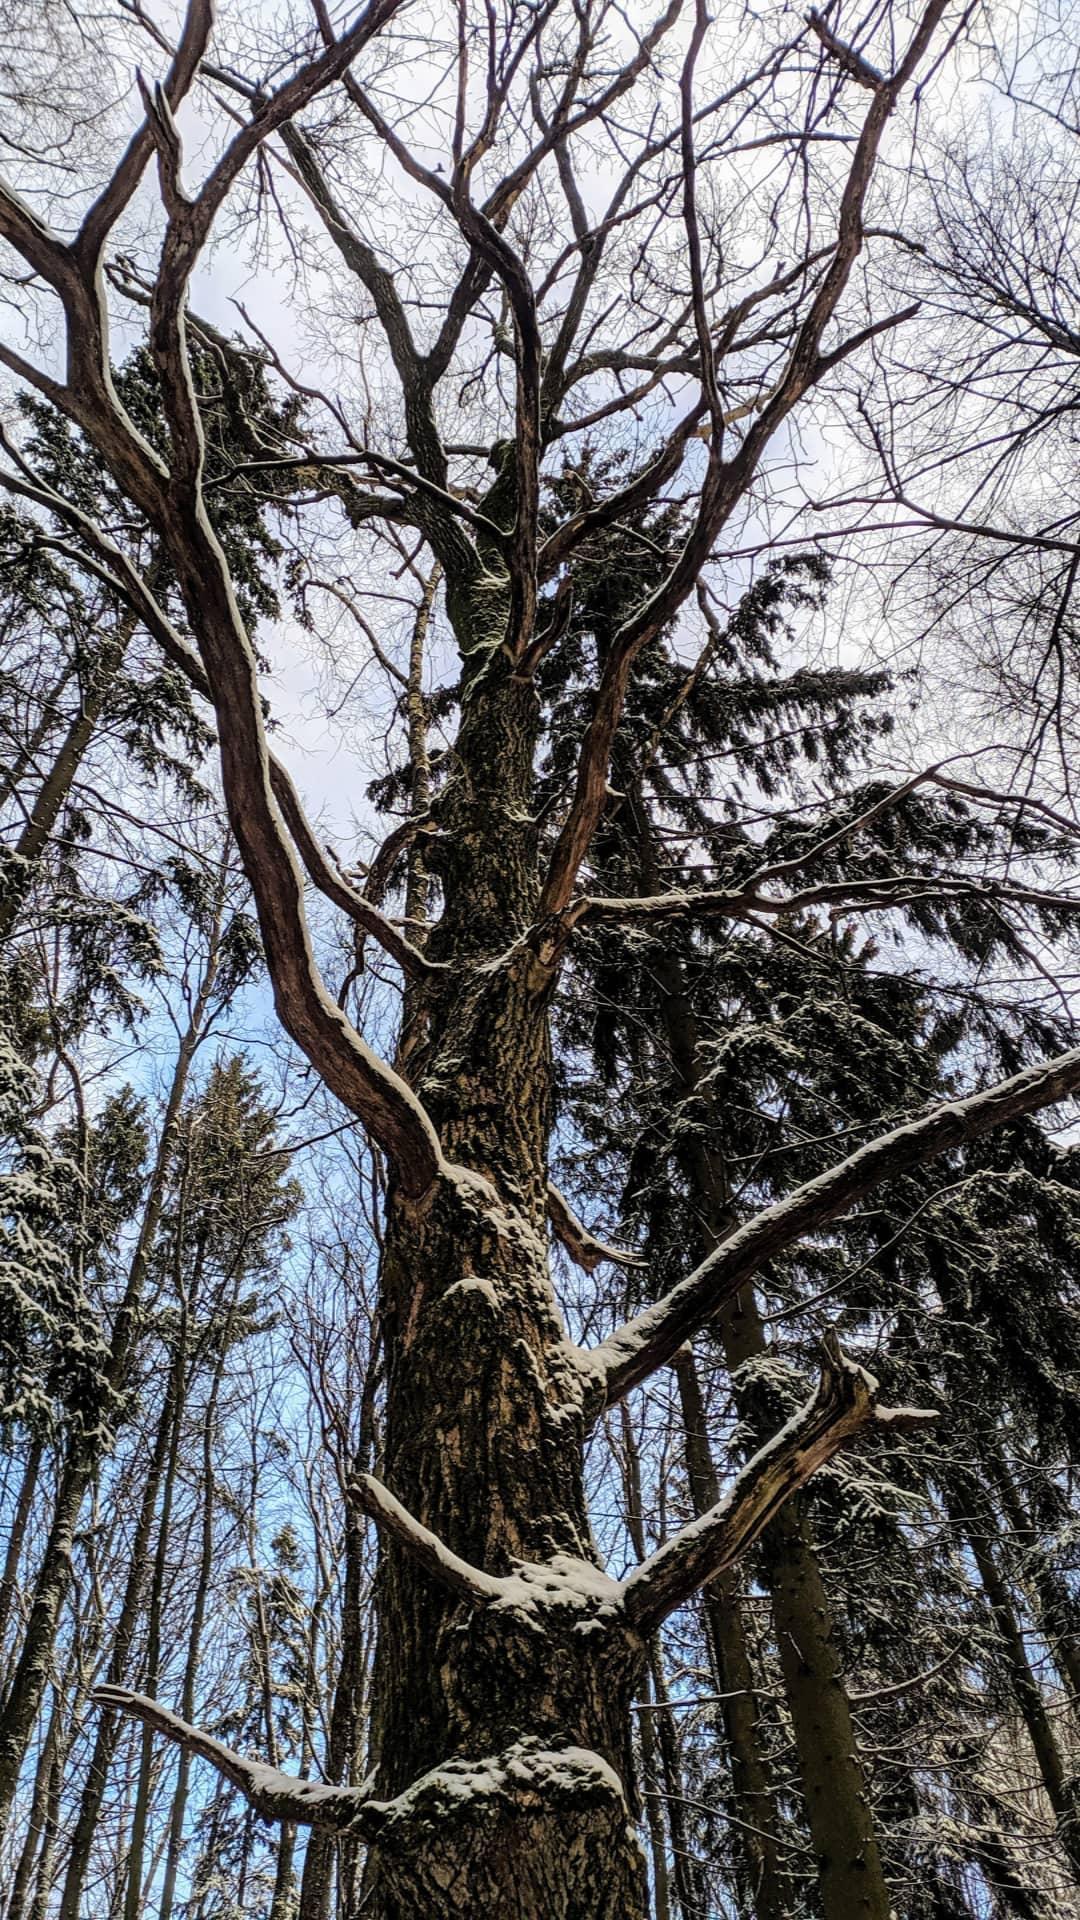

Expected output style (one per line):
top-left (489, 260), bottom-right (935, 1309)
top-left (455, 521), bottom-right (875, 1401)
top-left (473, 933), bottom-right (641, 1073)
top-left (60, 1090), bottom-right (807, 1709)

top-left (91, 1688), bottom-right (384, 1835)
top-left (538, 0), bottom-right (952, 922)
top-left (547, 1184), bottom-right (647, 1274)
top-left (351, 1474), bottom-right (506, 1606)
top-left (75, 0), bottom-right (213, 267)
top-left (565, 870), bottom-right (1080, 934)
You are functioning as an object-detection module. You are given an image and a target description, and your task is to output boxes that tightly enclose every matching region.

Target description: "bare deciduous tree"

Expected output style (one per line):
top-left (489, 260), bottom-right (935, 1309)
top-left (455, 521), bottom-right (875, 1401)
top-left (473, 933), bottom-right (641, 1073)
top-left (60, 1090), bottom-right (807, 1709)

top-left (7, 2), bottom-right (1080, 1912)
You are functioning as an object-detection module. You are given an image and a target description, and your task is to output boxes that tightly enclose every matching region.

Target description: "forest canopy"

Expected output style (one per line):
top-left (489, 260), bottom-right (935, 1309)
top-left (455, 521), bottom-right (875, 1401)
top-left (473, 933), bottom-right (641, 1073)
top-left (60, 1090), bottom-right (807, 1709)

top-left (2, 1), bottom-right (1080, 1916)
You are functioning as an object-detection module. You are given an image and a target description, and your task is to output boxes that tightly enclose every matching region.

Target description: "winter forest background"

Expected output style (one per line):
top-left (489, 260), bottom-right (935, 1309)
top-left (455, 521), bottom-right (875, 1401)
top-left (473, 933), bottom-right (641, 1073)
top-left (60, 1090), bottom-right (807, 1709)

top-left (3, 0), bottom-right (1080, 1914)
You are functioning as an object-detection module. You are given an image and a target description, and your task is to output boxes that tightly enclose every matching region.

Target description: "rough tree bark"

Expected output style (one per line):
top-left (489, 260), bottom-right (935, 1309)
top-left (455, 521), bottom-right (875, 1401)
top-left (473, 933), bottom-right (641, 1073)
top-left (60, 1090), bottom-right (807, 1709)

top-left (356, 659), bottom-right (652, 1917)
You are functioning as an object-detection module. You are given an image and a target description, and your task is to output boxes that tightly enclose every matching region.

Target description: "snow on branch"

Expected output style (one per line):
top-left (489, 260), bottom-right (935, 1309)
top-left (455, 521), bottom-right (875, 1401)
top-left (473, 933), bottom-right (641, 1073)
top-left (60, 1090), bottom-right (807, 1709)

top-left (586, 1042), bottom-right (1080, 1405)
top-left (567, 871), bottom-right (1080, 934)
top-left (351, 1474), bottom-right (507, 1606)
top-left (92, 1687), bottom-right (386, 1837)
top-left (806, 7), bottom-right (887, 90)
top-left (623, 1335), bottom-right (935, 1632)
top-left (546, 1184), bottom-right (647, 1274)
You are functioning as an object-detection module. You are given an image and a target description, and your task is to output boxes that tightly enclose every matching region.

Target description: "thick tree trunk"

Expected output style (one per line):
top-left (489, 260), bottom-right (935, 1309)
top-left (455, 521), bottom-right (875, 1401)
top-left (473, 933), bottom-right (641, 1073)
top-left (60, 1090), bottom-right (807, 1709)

top-left (359, 668), bottom-right (648, 1918)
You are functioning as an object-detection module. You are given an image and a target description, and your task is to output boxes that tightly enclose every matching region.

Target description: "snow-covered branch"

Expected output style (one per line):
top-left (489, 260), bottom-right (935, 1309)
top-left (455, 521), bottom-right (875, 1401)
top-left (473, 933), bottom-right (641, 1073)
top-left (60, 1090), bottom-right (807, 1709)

top-left (567, 871), bottom-right (1080, 933)
top-left (586, 1042), bottom-right (1080, 1405)
top-left (92, 1688), bottom-right (385, 1836)
top-left (546, 1184), bottom-right (647, 1273)
top-left (623, 1337), bottom-right (935, 1631)
top-left (351, 1474), bottom-right (507, 1605)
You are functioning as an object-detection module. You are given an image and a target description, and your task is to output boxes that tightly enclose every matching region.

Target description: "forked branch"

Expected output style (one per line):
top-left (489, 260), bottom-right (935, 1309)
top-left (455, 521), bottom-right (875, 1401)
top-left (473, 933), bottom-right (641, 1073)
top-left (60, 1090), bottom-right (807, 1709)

top-left (537, 0), bottom-right (951, 922)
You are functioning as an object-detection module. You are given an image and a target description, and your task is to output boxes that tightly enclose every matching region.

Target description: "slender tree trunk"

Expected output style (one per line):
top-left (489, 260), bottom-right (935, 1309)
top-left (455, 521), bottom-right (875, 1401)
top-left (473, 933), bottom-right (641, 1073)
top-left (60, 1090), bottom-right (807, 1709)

top-left (626, 784), bottom-right (887, 1920)
top-left (0, 617), bottom-right (133, 941)
top-left (965, 1826), bottom-right (1043, 1920)
top-left (957, 1501), bottom-right (1080, 1878)
top-left (648, 1643), bottom-right (707, 1920)
top-left (673, 1350), bottom-right (790, 1920)
top-left (2, 1692), bottom-right (59, 1920)
top-left (636, 1676), bottom-right (673, 1920)
top-left (0, 1439), bottom-right (43, 1677)
top-left (618, 1402), bottom-right (702, 1918)
top-left (359, 665), bottom-right (648, 1918)
top-left (25, 1709), bottom-right (64, 1920)
top-left (156, 1296), bottom-right (235, 1920)
top-left (122, 1306), bottom-right (189, 1920)
top-left (236, 1804), bottom-right (255, 1913)
top-left (298, 1508), bottom-right (367, 1920)
top-left (759, 1497), bottom-right (887, 1917)
top-left (0, 898), bottom-right (222, 1842)
top-left (0, 658), bottom-right (78, 809)
top-left (992, 1454), bottom-right (1080, 1709)
top-left (397, 559), bottom-right (439, 1077)
top-left (57, 1369), bottom-right (178, 1920)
